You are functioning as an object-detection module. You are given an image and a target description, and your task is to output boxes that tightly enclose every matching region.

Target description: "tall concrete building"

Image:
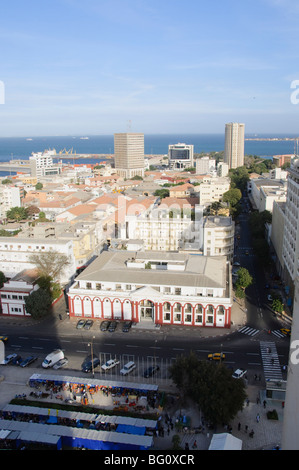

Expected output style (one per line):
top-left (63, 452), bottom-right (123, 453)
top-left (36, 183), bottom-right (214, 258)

top-left (114, 133), bottom-right (145, 179)
top-left (282, 159), bottom-right (299, 294)
top-left (281, 276), bottom-right (299, 450)
top-left (224, 122), bottom-right (245, 169)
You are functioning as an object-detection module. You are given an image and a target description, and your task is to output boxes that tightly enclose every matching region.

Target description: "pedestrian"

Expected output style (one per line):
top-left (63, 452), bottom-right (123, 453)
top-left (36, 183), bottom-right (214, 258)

top-left (192, 440), bottom-right (197, 449)
top-left (185, 442), bottom-right (189, 450)
top-left (245, 425), bottom-right (248, 433)
top-left (238, 422), bottom-right (241, 431)
top-left (256, 413), bottom-right (260, 423)
top-left (263, 400), bottom-right (267, 408)
top-left (249, 430), bottom-right (254, 438)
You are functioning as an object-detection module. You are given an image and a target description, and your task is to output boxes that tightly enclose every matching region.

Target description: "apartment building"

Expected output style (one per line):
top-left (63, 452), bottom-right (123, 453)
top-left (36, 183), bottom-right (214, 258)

top-left (0, 237), bottom-right (76, 285)
top-left (67, 251), bottom-right (232, 328)
top-left (0, 185), bottom-right (22, 219)
top-left (202, 216), bottom-right (235, 260)
top-left (250, 177), bottom-right (287, 212)
top-left (197, 177), bottom-right (230, 206)
top-left (29, 150), bottom-right (62, 179)
top-left (0, 269), bottom-right (39, 317)
top-left (224, 122), bottom-right (245, 169)
top-left (196, 157), bottom-right (216, 175)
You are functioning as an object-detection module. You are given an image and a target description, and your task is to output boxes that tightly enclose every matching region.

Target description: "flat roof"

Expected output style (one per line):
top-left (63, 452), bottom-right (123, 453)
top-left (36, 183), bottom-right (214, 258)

top-left (75, 251), bottom-right (227, 289)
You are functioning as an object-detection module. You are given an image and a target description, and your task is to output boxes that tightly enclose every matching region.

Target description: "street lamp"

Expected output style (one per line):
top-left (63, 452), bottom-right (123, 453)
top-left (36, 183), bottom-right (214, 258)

top-left (88, 336), bottom-right (96, 378)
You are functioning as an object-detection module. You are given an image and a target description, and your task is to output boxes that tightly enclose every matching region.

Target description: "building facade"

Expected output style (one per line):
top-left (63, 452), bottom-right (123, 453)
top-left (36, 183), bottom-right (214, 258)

top-left (224, 122), bottom-right (245, 169)
top-left (168, 143), bottom-right (194, 170)
top-left (282, 159), bottom-right (299, 290)
top-left (67, 251), bottom-right (232, 328)
top-left (0, 237), bottom-right (76, 285)
top-left (0, 269), bottom-right (39, 317)
top-left (114, 133), bottom-right (145, 179)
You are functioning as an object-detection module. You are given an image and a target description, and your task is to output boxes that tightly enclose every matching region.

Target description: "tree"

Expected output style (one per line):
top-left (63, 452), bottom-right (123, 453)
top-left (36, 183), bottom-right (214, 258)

top-left (35, 182), bottom-right (43, 190)
top-left (272, 298), bottom-right (284, 314)
top-left (169, 352), bottom-right (247, 426)
top-left (0, 271), bottom-right (6, 288)
top-left (223, 188), bottom-right (242, 207)
top-left (24, 288), bottom-right (52, 319)
top-left (29, 249), bottom-right (70, 281)
top-left (154, 188), bottom-right (170, 199)
top-left (6, 206), bottom-right (28, 221)
top-left (235, 267), bottom-right (253, 292)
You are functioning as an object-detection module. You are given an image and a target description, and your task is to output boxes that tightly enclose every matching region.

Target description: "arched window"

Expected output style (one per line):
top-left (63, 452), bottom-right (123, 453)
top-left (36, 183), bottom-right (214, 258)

top-left (184, 303), bottom-right (192, 324)
top-left (206, 305), bottom-right (214, 325)
top-left (195, 304), bottom-right (203, 324)
top-left (163, 302), bottom-right (171, 322)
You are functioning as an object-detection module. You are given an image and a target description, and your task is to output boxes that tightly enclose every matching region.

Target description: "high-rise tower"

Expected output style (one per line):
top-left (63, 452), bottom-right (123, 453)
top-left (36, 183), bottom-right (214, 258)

top-left (114, 133), bottom-right (145, 179)
top-left (224, 122), bottom-right (245, 169)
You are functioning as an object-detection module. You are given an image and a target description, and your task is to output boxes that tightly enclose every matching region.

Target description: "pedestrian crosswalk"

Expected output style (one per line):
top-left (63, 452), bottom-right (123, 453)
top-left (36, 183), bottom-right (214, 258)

top-left (260, 341), bottom-right (283, 382)
top-left (238, 326), bottom-right (260, 336)
top-left (271, 329), bottom-right (288, 339)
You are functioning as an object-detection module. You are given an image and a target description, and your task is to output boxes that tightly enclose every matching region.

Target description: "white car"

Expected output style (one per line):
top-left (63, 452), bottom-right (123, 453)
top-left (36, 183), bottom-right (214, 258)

top-left (2, 353), bottom-right (18, 365)
top-left (101, 358), bottom-right (120, 371)
top-left (232, 368), bottom-right (247, 379)
top-left (53, 358), bottom-right (68, 370)
top-left (120, 361), bottom-right (136, 376)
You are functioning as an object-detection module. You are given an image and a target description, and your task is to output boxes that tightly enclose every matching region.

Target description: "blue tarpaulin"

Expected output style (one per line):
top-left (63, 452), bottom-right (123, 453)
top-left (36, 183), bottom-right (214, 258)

top-left (116, 424), bottom-right (146, 435)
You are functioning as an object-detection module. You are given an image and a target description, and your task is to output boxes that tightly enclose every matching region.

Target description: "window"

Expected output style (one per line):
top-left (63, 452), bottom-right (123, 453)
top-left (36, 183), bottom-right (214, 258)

top-left (86, 282), bottom-right (92, 289)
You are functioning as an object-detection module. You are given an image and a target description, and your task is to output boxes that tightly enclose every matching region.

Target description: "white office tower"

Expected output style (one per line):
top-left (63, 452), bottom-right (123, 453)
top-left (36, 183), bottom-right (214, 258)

top-left (224, 122), bottom-right (245, 169)
top-left (168, 143), bottom-right (194, 170)
top-left (281, 276), bottom-right (299, 450)
top-left (114, 133), bottom-right (145, 179)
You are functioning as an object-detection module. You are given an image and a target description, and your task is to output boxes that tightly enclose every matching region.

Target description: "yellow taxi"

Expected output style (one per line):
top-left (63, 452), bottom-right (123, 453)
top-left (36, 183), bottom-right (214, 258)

top-left (208, 352), bottom-right (225, 361)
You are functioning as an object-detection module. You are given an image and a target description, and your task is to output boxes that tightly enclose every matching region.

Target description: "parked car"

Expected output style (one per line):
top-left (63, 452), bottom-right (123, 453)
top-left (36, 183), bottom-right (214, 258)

top-left (232, 368), bottom-right (247, 379)
top-left (100, 321), bottom-right (111, 331)
top-left (108, 321), bottom-right (117, 332)
top-left (101, 358), bottom-right (120, 371)
top-left (81, 355), bottom-right (100, 373)
top-left (0, 335), bottom-right (8, 343)
top-left (122, 321), bottom-right (132, 332)
top-left (208, 352), bottom-right (225, 361)
top-left (2, 353), bottom-right (18, 365)
top-left (12, 355), bottom-right (22, 365)
top-left (120, 361), bottom-right (136, 376)
top-left (76, 319), bottom-right (86, 329)
top-left (53, 358), bottom-right (69, 370)
top-left (267, 294), bottom-right (273, 302)
top-left (84, 320), bottom-right (94, 330)
top-left (19, 356), bottom-right (37, 368)
top-left (143, 365), bottom-right (160, 378)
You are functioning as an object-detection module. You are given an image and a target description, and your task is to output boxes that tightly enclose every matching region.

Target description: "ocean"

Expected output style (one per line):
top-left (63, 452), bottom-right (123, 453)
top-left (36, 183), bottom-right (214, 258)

top-left (0, 133), bottom-right (297, 173)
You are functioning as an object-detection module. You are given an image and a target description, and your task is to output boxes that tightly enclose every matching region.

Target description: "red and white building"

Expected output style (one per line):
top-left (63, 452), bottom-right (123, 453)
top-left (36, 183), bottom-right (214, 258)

top-left (0, 269), bottom-right (39, 316)
top-left (67, 251), bottom-right (232, 328)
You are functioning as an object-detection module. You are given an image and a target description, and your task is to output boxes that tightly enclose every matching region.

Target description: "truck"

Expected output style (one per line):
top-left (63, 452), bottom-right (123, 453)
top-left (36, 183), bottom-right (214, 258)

top-left (42, 349), bottom-right (64, 369)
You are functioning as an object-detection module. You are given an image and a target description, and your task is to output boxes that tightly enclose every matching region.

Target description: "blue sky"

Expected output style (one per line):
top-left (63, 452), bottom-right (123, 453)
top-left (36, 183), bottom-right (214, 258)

top-left (1, 0), bottom-right (299, 136)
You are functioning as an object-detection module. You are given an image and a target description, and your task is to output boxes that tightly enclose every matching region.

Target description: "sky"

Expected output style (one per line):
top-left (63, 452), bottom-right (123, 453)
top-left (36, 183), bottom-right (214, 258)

top-left (1, 0), bottom-right (299, 136)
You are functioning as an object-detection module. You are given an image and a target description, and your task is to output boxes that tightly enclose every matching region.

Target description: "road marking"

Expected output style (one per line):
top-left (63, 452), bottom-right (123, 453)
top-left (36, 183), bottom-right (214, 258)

top-left (126, 345), bottom-right (138, 348)
top-left (31, 346), bottom-right (44, 350)
top-left (173, 348), bottom-right (184, 351)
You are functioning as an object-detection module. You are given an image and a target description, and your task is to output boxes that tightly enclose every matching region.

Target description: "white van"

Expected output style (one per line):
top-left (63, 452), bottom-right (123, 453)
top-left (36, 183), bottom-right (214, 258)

top-left (42, 349), bottom-right (64, 368)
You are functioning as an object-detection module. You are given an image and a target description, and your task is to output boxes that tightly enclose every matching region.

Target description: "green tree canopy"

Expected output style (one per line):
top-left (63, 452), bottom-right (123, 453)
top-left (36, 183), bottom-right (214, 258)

top-left (154, 188), bottom-right (170, 199)
top-left (235, 267), bottom-right (253, 291)
top-left (169, 352), bottom-right (247, 426)
top-left (24, 288), bottom-right (52, 319)
top-left (6, 206), bottom-right (28, 221)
